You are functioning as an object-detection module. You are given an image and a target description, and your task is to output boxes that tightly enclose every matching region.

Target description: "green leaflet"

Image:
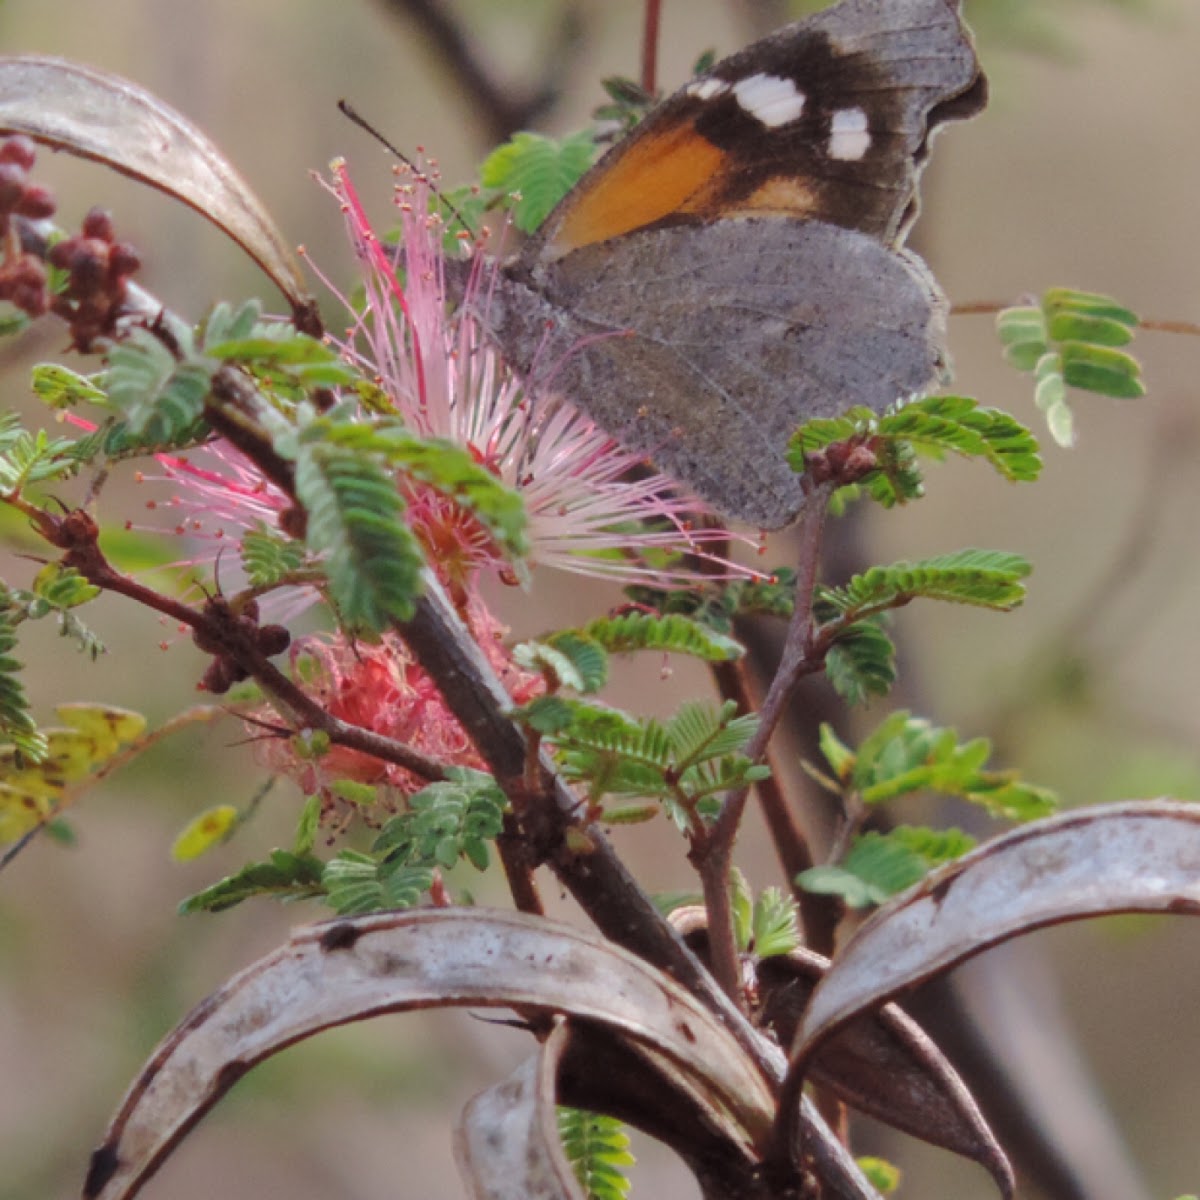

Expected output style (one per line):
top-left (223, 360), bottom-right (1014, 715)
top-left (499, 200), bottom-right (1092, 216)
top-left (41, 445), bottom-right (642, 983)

top-left (557, 1108), bottom-right (634, 1200)
top-left (788, 395), bottom-right (1041, 509)
top-left (821, 549), bottom-right (1032, 618)
top-left (294, 442), bottom-right (425, 632)
top-left (514, 696), bottom-right (768, 826)
top-left (812, 712), bottom-right (1058, 821)
top-left (480, 130), bottom-right (598, 233)
top-left (240, 526), bottom-right (308, 589)
top-left (997, 287), bottom-right (1144, 446)
top-left (179, 849), bottom-right (327, 913)
top-left (797, 826), bottom-right (977, 909)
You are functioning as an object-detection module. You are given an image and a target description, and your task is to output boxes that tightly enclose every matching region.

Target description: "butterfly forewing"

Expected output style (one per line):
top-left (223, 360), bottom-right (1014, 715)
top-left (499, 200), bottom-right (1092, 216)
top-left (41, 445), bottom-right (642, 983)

top-left (533, 0), bottom-right (984, 262)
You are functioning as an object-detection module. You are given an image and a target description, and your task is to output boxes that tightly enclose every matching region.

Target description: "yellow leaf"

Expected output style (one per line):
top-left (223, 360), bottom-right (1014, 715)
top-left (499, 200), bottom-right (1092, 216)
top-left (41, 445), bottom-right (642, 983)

top-left (0, 782), bottom-right (52, 843)
top-left (55, 703), bottom-right (147, 758)
top-left (171, 805), bottom-right (239, 861)
top-left (0, 729), bottom-right (97, 794)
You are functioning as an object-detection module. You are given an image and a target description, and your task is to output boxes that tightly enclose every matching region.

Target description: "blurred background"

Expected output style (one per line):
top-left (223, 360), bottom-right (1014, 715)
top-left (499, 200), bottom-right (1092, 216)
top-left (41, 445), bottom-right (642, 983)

top-left (2, 1), bottom-right (1200, 1197)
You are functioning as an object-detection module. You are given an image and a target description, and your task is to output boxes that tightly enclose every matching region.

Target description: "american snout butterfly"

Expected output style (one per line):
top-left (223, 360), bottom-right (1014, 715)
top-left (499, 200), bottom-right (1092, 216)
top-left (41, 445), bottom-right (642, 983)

top-left (457, 0), bottom-right (986, 529)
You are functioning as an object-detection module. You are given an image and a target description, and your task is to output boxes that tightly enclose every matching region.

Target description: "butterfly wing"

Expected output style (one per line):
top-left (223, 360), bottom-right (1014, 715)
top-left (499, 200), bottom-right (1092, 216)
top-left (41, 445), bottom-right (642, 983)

top-left (492, 216), bottom-right (945, 528)
top-left (479, 0), bottom-right (983, 526)
top-left (529, 0), bottom-right (985, 264)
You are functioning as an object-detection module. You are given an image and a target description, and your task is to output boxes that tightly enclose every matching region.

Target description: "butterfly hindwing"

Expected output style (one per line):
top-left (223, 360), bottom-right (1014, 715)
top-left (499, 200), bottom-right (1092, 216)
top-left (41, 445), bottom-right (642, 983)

top-left (493, 217), bottom-right (945, 528)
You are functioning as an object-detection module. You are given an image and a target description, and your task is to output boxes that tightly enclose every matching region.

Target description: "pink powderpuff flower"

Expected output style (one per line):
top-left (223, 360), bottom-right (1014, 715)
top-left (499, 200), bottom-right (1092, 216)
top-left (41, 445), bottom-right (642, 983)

top-left (254, 597), bottom-right (542, 805)
top-left (309, 156), bottom-right (759, 592)
top-left (126, 156), bottom-right (764, 807)
top-left (140, 157), bottom-right (760, 603)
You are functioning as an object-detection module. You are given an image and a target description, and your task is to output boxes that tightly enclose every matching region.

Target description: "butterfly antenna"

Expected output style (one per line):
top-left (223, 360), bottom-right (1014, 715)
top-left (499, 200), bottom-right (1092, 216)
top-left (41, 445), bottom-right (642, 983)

top-left (337, 99), bottom-right (475, 236)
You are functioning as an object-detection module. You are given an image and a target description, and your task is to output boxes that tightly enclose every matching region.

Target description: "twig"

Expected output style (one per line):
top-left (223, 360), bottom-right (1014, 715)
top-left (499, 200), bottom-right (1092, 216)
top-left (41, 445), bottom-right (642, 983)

top-left (953, 297), bottom-right (1200, 338)
top-left (640, 0), bottom-right (663, 95)
top-left (695, 481), bottom-right (834, 1001)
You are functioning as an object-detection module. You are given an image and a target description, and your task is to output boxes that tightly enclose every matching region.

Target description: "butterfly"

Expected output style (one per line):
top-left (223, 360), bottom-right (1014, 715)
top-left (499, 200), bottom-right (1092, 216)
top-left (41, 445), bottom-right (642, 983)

top-left (456, 0), bottom-right (986, 529)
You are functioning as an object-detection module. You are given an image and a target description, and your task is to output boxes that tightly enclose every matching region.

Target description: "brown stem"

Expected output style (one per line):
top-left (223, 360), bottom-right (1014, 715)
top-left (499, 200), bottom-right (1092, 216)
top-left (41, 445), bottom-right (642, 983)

top-left (640, 0), bottom-right (662, 95)
top-left (496, 813), bottom-right (544, 916)
top-left (42, 509), bottom-right (448, 784)
top-left (710, 657), bottom-right (833, 948)
top-left (953, 296), bottom-right (1200, 338)
top-left (696, 482), bottom-right (834, 1002)
top-left (398, 577), bottom-right (776, 1072)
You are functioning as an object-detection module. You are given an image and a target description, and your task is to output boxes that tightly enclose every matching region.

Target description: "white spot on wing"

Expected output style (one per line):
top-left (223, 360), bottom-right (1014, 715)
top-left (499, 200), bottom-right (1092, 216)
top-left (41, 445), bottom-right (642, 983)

top-left (829, 107), bottom-right (870, 161)
top-left (731, 73), bottom-right (806, 128)
top-left (686, 78), bottom-right (728, 101)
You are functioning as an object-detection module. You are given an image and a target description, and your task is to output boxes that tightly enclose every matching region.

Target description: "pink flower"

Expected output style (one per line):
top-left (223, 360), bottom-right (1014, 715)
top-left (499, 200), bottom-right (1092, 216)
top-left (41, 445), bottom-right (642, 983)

top-left (310, 157), bottom-right (758, 591)
top-left (123, 157), bottom-right (763, 807)
top-left (254, 599), bottom-right (542, 802)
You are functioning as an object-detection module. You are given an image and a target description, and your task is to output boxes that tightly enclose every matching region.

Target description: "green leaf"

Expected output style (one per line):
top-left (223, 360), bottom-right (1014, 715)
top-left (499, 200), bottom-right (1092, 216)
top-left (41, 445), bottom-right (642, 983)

top-left (203, 299), bottom-right (358, 388)
top-left (817, 709), bottom-right (1059, 820)
top-left (178, 848), bottom-right (326, 913)
top-left (106, 323), bottom-right (215, 443)
top-left (322, 852), bottom-right (434, 915)
top-left (372, 767), bottom-right (507, 873)
top-left (0, 423), bottom-right (89, 493)
top-left (294, 442), bottom-right (425, 631)
top-left (514, 695), bottom-right (767, 820)
top-left (72, 413), bottom-right (212, 463)
top-left (0, 703), bottom-right (145, 841)
top-left (1059, 342), bottom-right (1146, 399)
top-left (820, 549), bottom-right (1032, 620)
top-left (544, 631), bottom-right (609, 693)
top-left (1034, 351), bottom-right (1074, 446)
top-left (1045, 310), bottom-right (1134, 348)
top-left (797, 834), bottom-right (918, 908)
top-left (0, 309), bottom-right (31, 338)
top-left (0, 586), bottom-right (45, 761)
top-left (558, 1108), bottom-right (634, 1200)
top-left (816, 724), bottom-right (855, 783)
top-left (202, 299), bottom-right (262, 344)
top-left (666, 699), bottom-right (758, 768)
top-left (515, 694), bottom-right (578, 737)
top-left (730, 867), bottom-right (754, 953)
top-left (30, 562), bottom-right (101, 610)
top-left (998, 288), bottom-right (1144, 444)
top-left (822, 616), bottom-right (896, 705)
top-left (30, 363), bottom-right (108, 410)
top-left (877, 396), bottom-right (1042, 483)
top-left (856, 1156), bottom-right (902, 1194)
top-left (789, 395), bottom-right (1041, 507)
top-left (514, 632), bottom-right (608, 694)
top-left (293, 793), bottom-right (321, 855)
top-left (313, 418), bottom-right (528, 565)
top-left (479, 130), bottom-right (598, 233)
top-left (1043, 286), bottom-right (1138, 328)
top-left (240, 526), bottom-right (307, 589)
top-left (582, 611), bottom-right (743, 662)
top-left (750, 886), bottom-right (800, 958)
top-left (797, 826), bottom-right (976, 909)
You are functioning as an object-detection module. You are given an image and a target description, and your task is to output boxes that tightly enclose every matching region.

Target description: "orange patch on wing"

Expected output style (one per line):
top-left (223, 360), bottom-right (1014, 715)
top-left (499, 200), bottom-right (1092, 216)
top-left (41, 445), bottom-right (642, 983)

top-left (743, 176), bottom-right (820, 216)
top-left (545, 124), bottom-right (727, 258)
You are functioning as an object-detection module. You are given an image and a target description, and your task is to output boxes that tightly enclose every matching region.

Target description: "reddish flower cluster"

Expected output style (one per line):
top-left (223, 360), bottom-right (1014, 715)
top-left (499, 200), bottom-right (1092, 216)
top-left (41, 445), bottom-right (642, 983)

top-left (255, 603), bottom-right (542, 802)
top-left (0, 135), bottom-right (56, 316)
top-left (0, 136), bottom-right (140, 348)
top-left (47, 206), bottom-right (141, 351)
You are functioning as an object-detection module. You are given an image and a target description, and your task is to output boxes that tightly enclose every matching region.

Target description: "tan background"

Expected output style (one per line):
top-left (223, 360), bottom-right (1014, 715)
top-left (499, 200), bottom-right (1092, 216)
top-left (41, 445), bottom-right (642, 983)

top-left (2, 1), bottom-right (1200, 1198)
